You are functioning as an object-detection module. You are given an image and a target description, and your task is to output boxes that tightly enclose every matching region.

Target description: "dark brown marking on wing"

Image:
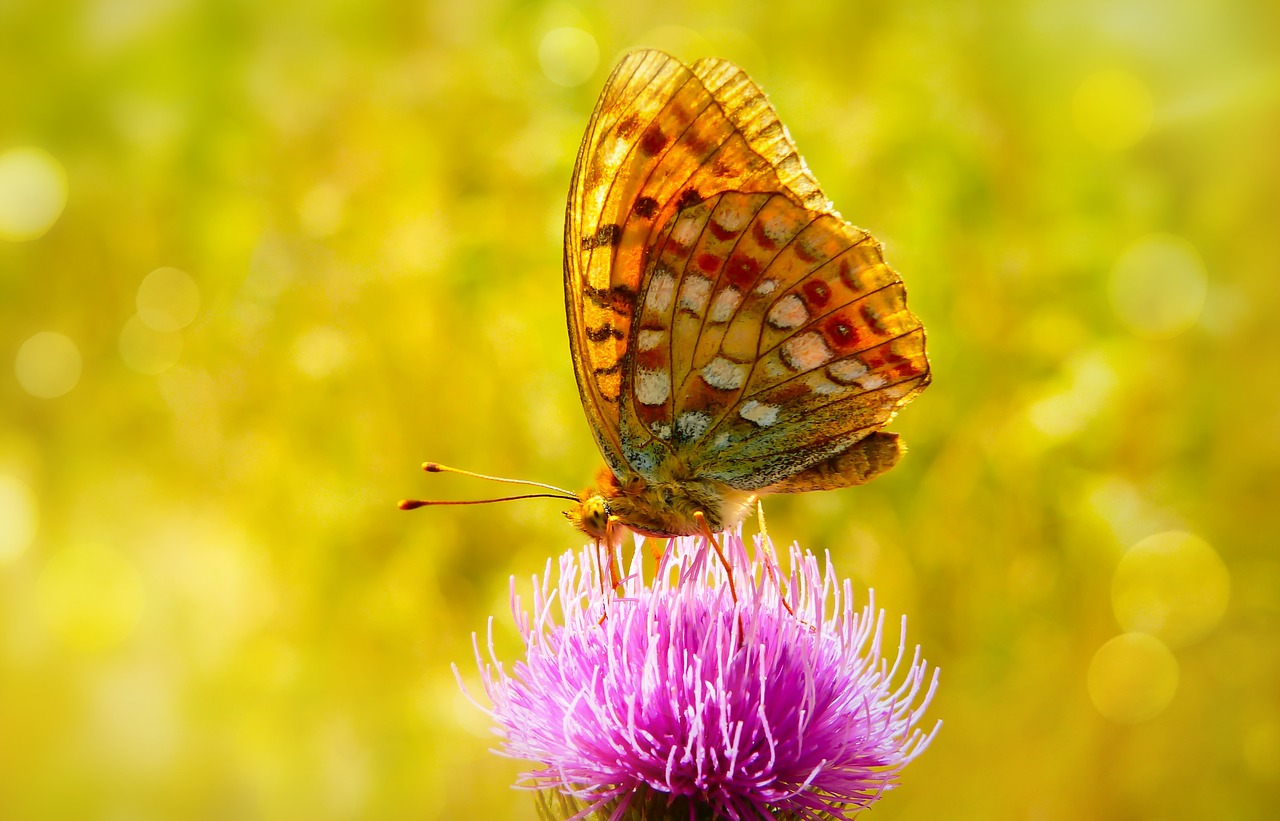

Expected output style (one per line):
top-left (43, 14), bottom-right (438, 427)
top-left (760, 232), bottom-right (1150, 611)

top-left (585, 324), bottom-right (626, 342)
top-left (676, 188), bottom-right (704, 211)
top-left (584, 283), bottom-right (638, 313)
top-left (759, 381), bottom-right (810, 406)
top-left (634, 347), bottom-right (668, 372)
top-left (617, 113), bottom-right (641, 138)
top-left (582, 223), bottom-right (622, 250)
top-left (640, 124), bottom-right (668, 156)
top-left (633, 196), bottom-right (659, 218)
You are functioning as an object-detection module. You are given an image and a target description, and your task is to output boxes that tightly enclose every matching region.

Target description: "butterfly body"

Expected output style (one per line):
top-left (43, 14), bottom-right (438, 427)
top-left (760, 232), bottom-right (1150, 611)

top-left (568, 463), bottom-right (758, 540)
top-left (561, 50), bottom-right (930, 540)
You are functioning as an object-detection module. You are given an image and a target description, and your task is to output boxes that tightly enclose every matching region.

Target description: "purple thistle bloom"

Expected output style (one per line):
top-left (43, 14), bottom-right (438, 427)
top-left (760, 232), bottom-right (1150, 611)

top-left (465, 530), bottom-right (939, 821)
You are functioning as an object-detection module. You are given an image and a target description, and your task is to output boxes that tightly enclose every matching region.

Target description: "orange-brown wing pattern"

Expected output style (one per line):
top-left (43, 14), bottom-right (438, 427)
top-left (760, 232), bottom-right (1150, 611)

top-left (629, 185), bottom-right (928, 491)
top-left (568, 49), bottom-right (929, 487)
top-left (565, 50), bottom-right (832, 479)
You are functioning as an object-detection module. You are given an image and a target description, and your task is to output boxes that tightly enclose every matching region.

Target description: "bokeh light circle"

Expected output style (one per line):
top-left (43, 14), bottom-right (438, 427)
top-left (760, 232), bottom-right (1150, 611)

top-left (1113, 531), bottom-right (1229, 648)
top-left (297, 182), bottom-right (347, 238)
top-left (137, 267), bottom-right (201, 331)
top-left (15, 331), bottom-right (82, 398)
top-left (1110, 234), bottom-right (1208, 339)
top-left (1073, 69), bottom-right (1154, 152)
top-left (292, 325), bottom-right (353, 380)
top-left (119, 314), bottom-right (183, 375)
top-left (538, 27), bottom-right (600, 87)
top-left (37, 542), bottom-right (145, 652)
top-left (1087, 632), bottom-right (1179, 724)
top-left (0, 473), bottom-right (38, 563)
top-left (0, 146), bottom-right (68, 241)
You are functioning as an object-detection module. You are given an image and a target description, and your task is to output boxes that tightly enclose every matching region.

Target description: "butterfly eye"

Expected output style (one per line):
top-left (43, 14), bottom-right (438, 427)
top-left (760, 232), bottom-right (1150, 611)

top-left (580, 496), bottom-right (611, 536)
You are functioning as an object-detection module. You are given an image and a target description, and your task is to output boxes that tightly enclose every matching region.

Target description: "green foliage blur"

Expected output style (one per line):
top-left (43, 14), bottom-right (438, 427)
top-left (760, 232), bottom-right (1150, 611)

top-left (2, 0), bottom-right (1277, 818)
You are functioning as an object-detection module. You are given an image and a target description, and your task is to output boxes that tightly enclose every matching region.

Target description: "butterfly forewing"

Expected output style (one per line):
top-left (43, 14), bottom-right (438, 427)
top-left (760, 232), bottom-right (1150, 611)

top-left (687, 57), bottom-right (828, 212)
top-left (566, 51), bottom-right (838, 473)
top-left (566, 49), bottom-right (929, 503)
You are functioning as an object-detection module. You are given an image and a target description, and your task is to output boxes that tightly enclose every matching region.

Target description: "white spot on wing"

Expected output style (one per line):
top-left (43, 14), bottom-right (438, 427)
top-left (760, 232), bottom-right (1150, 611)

top-left (678, 275), bottom-right (712, 313)
top-left (883, 382), bottom-right (911, 399)
top-left (795, 236), bottom-right (827, 264)
top-left (600, 138), bottom-right (629, 171)
top-left (701, 356), bottom-right (748, 391)
top-left (623, 444), bottom-right (657, 475)
top-left (636, 329), bottom-right (665, 351)
top-left (754, 279), bottom-right (778, 295)
top-left (635, 369), bottom-right (670, 405)
top-left (827, 358), bottom-right (868, 384)
top-left (653, 423), bottom-right (671, 440)
top-left (646, 272), bottom-right (676, 313)
top-left (708, 287), bottom-right (742, 323)
top-left (857, 374), bottom-right (888, 391)
top-left (672, 212), bottom-right (702, 246)
top-left (767, 294), bottom-right (808, 329)
top-left (739, 400), bottom-right (779, 427)
top-left (781, 332), bottom-right (833, 371)
top-left (675, 411), bottom-right (711, 440)
top-left (762, 211), bottom-right (796, 246)
top-left (713, 198), bottom-right (754, 233)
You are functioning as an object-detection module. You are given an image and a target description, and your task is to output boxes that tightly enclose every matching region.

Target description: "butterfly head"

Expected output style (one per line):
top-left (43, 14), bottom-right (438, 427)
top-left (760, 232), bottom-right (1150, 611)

top-left (566, 465), bottom-right (755, 540)
top-left (566, 492), bottom-right (613, 540)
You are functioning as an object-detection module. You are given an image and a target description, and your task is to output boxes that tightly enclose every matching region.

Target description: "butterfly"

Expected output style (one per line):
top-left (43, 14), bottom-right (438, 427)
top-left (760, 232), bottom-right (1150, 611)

top-left (561, 49), bottom-right (929, 541)
top-left (402, 50), bottom-right (929, 545)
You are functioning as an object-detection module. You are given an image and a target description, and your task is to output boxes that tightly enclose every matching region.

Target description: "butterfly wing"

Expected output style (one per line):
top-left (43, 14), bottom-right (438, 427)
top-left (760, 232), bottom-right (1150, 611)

top-left (660, 190), bottom-right (930, 491)
top-left (565, 50), bottom-right (835, 480)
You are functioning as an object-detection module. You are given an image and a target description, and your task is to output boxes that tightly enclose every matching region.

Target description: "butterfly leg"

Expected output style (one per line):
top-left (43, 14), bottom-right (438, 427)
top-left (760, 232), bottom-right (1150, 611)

top-left (755, 500), bottom-right (797, 618)
top-left (594, 517), bottom-right (629, 625)
top-left (693, 511), bottom-right (738, 604)
top-left (590, 538), bottom-right (610, 595)
top-left (603, 515), bottom-right (626, 591)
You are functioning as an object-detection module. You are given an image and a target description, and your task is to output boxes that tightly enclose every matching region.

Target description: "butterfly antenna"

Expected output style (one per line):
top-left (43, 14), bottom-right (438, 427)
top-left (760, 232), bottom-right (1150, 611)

top-left (398, 462), bottom-right (579, 510)
top-left (420, 462), bottom-right (578, 496)
top-left (398, 493), bottom-right (577, 510)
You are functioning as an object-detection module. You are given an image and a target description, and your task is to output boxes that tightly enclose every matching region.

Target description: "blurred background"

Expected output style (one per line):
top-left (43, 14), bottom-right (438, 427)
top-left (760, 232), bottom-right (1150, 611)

top-left (2, 0), bottom-right (1277, 818)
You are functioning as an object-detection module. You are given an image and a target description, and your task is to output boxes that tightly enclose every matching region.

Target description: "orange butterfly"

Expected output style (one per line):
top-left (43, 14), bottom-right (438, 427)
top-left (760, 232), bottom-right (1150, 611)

top-left (404, 50), bottom-right (929, 544)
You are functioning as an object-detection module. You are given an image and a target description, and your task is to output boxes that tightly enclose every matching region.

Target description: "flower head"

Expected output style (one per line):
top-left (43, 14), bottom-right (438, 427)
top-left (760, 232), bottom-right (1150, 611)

top-left (466, 530), bottom-right (939, 820)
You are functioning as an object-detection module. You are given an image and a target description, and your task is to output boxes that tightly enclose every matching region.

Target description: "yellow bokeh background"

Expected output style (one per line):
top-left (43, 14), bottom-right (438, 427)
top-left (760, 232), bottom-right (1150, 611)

top-left (3, 1), bottom-right (1278, 818)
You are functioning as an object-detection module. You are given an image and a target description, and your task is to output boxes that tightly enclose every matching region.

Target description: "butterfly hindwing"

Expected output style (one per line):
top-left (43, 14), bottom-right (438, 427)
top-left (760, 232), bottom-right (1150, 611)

top-left (635, 190), bottom-right (928, 491)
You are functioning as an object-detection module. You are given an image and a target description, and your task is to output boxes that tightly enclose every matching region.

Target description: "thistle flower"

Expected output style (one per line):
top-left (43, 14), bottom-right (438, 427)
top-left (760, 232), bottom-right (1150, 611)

top-left (465, 530), bottom-right (939, 821)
